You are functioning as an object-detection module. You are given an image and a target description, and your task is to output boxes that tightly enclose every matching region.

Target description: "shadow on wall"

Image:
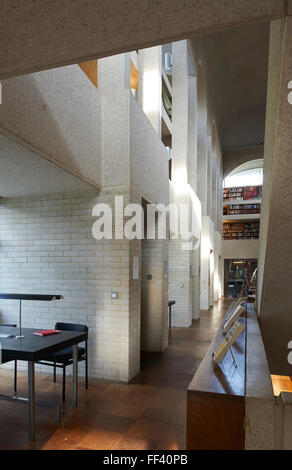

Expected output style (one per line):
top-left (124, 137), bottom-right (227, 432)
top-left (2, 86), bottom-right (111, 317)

top-left (0, 65), bottom-right (102, 187)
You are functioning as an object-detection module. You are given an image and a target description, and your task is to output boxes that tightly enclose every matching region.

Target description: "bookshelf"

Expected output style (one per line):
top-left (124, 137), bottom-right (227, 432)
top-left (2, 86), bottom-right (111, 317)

top-left (223, 221), bottom-right (260, 240)
top-left (223, 185), bottom-right (262, 217)
top-left (224, 203), bottom-right (261, 216)
top-left (224, 187), bottom-right (244, 201)
top-left (224, 185), bottom-right (262, 202)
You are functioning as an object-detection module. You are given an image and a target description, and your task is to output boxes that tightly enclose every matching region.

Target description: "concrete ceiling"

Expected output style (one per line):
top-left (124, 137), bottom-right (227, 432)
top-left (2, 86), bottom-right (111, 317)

top-left (0, 133), bottom-right (97, 198)
top-left (200, 21), bottom-right (270, 151)
top-left (0, 0), bottom-right (286, 80)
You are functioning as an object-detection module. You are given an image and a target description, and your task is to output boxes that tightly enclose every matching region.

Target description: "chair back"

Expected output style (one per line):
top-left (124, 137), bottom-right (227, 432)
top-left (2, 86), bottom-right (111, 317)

top-left (55, 322), bottom-right (88, 333)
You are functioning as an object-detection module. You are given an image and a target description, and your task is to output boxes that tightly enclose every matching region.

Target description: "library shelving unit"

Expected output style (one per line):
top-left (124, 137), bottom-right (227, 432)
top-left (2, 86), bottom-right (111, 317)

top-left (224, 186), bottom-right (262, 202)
top-left (223, 185), bottom-right (262, 218)
top-left (223, 203), bottom-right (261, 216)
top-left (224, 187), bottom-right (244, 201)
top-left (223, 221), bottom-right (260, 240)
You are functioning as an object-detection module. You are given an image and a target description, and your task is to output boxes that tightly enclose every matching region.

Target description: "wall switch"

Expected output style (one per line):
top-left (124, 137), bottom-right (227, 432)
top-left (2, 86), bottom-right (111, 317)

top-left (111, 292), bottom-right (119, 299)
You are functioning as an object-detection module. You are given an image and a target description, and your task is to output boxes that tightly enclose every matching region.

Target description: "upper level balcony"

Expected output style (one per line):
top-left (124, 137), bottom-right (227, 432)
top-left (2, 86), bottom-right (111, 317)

top-left (0, 54), bottom-right (169, 206)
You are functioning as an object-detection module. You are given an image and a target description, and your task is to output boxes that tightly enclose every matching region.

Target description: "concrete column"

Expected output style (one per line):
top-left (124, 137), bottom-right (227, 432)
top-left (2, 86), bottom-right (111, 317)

top-left (207, 132), bottom-right (213, 218)
top-left (138, 46), bottom-right (162, 137)
top-left (213, 135), bottom-right (222, 303)
top-left (214, 231), bottom-right (222, 302)
top-left (257, 19), bottom-right (284, 310)
top-left (213, 127), bottom-right (222, 232)
top-left (216, 156), bottom-right (220, 232)
top-left (209, 248), bottom-right (214, 307)
top-left (187, 53), bottom-right (200, 319)
top-left (192, 247), bottom-right (201, 319)
top-left (188, 74), bottom-right (198, 192)
top-left (216, 157), bottom-right (222, 234)
top-left (171, 40), bottom-right (189, 184)
top-left (213, 248), bottom-right (219, 302)
top-left (168, 185), bottom-right (201, 323)
top-left (99, 85), bottom-right (140, 382)
top-left (98, 53), bottom-right (131, 90)
top-left (197, 65), bottom-right (219, 311)
top-left (258, 16), bottom-right (292, 375)
top-left (197, 63), bottom-right (208, 215)
top-left (212, 151), bottom-right (217, 226)
top-left (200, 216), bottom-right (214, 310)
top-left (220, 161), bottom-right (224, 236)
top-left (167, 40), bottom-right (193, 327)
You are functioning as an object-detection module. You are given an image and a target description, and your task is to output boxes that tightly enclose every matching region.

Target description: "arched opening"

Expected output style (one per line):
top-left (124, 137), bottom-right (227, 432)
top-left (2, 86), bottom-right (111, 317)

top-left (224, 159), bottom-right (263, 188)
top-left (223, 159), bottom-right (263, 298)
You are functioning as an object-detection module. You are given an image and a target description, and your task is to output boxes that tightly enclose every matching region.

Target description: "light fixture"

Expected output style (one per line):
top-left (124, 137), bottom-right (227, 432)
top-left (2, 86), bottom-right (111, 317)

top-left (0, 294), bottom-right (64, 339)
top-left (165, 52), bottom-right (173, 71)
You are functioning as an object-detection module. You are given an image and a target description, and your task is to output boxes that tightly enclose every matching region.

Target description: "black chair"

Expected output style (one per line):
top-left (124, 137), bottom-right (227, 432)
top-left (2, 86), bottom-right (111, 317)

top-left (37, 322), bottom-right (88, 402)
top-left (0, 324), bottom-right (17, 392)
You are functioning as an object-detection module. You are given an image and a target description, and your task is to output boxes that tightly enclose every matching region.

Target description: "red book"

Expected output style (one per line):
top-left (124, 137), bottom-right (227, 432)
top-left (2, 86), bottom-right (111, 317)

top-left (33, 329), bottom-right (61, 336)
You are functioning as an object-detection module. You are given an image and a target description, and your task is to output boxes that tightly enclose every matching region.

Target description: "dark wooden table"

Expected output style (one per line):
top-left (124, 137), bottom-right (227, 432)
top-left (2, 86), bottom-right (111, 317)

top-left (0, 326), bottom-right (87, 441)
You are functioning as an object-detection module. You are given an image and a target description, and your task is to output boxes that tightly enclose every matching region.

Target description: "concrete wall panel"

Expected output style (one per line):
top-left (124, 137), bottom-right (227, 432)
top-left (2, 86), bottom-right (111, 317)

top-left (0, 65), bottom-right (102, 187)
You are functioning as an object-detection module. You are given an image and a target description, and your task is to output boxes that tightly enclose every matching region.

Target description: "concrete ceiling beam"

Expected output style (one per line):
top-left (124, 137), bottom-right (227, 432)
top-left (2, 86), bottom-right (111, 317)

top-left (0, 0), bottom-right (286, 79)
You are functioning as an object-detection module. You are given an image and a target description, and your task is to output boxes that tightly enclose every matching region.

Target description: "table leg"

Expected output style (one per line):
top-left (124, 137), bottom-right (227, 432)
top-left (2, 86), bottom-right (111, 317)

top-left (169, 306), bottom-right (172, 335)
top-left (72, 344), bottom-right (78, 407)
top-left (28, 361), bottom-right (35, 441)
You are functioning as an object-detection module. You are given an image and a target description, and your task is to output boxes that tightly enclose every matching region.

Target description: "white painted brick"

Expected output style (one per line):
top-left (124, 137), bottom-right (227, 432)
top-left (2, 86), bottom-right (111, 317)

top-left (0, 191), bottom-right (138, 382)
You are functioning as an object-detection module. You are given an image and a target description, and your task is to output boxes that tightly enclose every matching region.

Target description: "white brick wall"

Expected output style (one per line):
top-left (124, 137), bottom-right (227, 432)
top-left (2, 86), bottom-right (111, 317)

top-left (0, 190), bottom-right (136, 382)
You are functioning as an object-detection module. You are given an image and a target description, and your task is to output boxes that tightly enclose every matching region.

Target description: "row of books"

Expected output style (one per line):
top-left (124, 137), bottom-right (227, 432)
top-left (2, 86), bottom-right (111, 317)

top-left (224, 203), bottom-right (261, 216)
top-left (223, 222), bottom-right (260, 240)
top-left (223, 186), bottom-right (262, 201)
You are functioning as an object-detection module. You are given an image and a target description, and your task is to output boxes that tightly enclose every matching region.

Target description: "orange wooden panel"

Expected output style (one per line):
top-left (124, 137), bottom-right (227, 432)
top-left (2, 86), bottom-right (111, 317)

top-left (78, 60), bottom-right (98, 87)
top-left (131, 60), bottom-right (138, 92)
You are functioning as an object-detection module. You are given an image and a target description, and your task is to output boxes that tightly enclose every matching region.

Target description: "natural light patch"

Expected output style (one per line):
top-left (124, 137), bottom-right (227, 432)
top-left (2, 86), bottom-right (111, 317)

top-left (224, 167), bottom-right (263, 188)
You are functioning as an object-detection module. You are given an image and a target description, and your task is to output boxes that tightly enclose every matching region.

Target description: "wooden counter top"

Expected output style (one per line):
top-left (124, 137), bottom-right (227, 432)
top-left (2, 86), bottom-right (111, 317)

top-left (188, 317), bottom-right (246, 400)
top-left (187, 312), bottom-right (246, 450)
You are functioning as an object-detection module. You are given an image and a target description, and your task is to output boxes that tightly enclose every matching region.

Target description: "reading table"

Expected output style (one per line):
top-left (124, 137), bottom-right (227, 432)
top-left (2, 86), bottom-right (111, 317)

top-left (0, 325), bottom-right (87, 441)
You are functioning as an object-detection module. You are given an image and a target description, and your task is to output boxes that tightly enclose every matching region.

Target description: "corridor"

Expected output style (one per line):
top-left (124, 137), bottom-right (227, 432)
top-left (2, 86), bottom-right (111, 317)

top-left (0, 300), bottom-right (229, 450)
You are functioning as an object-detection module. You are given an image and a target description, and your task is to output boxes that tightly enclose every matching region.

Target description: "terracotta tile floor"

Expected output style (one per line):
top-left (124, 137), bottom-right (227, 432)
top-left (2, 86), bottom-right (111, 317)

top-left (0, 298), bottom-right (229, 450)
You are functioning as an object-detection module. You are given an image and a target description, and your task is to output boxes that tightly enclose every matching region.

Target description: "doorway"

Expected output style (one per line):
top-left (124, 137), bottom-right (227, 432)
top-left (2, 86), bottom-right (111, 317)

top-left (140, 198), bottom-right (168, 353)
top-left (224, 259), bottom-right (257, 298)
